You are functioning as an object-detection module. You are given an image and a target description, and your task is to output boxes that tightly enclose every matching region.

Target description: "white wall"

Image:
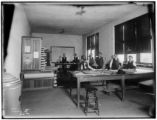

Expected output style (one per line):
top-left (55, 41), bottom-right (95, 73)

top-left (85, 7), bottom-right (148, 62)
top-left (32, 33), bottom-right (83, 58)
top-left (4, 5), bottom-right (31, 79)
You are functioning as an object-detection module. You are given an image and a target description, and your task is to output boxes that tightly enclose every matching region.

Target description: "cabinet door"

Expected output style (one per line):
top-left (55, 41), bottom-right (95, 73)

top-left (22, 37), bottom-right (33, 70)
top-left (32, 38), bottom-right (41, 70)
top-left (21, 37), bottom-right (42, 71)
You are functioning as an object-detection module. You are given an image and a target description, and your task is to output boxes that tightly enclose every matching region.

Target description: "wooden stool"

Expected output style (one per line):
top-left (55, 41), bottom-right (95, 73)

top-left (84, 85), bottom-right (99, 116)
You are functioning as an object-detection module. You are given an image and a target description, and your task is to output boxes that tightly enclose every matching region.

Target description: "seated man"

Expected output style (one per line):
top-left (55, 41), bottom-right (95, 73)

top-left (106, 54), bottom-right (121, 70)
top-left (104, 54), bottom-right (121, 93)
top-left (79, 54), bottom-right (97, 71)
top-left (80, 53), bottom-right (104, 71)
top-left (88, 54), bottom-right (95, 67)
top-left (80, 55), bottom-right (88, 70)
top-left (95, 52), bottom-right (104, 69)
top-left (73, 53), bottom-right (79, 63)
top-left (123, 55), bottom-right (136, 69)
top-left (62, 53), bottom-right (67, 63)
top-left (88, 54), bottom-right (99, 70)
top-left (61, 53), bottom-right (68, 72)
top-left (71, 53), bottom-right (80, 70)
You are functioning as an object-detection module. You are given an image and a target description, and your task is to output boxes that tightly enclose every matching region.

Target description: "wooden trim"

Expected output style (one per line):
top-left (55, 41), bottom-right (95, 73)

top-left (50, 45), bottom-right (75, 53)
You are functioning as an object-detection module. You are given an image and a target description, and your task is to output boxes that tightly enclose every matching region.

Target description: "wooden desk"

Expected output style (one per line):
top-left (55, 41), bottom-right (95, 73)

top-left (71, 69), bottom-right (154, 108)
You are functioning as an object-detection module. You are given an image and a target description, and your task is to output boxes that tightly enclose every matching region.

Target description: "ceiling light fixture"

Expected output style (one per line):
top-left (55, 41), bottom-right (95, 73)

top-left (76, 6), bottom-right (86, 16)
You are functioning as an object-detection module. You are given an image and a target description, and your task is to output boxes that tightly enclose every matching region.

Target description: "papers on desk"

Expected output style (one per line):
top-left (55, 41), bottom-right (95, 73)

top-left (122, 68), bottom-right (154, 74)
top-left (81, 70), bottom-right (116, 75)
top-left (135, 68), bottom-right (154, 74)
top-left (73, 68), bottom-right (154, 77)
top-left (122, 69), bottom-right (136, 74)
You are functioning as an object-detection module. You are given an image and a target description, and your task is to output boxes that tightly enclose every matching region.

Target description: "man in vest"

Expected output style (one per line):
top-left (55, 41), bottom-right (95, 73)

top-left (95, 52), bottom-right (104, 69)
top-left (109, 54), bottom-right (121, 70)
top-left (72, 53), bottom-right (80, 70)
top-left (125, 55), bottom-right (136, 69)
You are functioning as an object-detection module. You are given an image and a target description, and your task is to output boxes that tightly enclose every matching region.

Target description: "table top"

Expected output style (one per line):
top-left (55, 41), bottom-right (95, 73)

top-left (71, 68), bottom-right (154, 77)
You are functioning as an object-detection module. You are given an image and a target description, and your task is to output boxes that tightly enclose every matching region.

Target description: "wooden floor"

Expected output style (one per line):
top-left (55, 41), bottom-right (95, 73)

top-left (19, 85), bottom-right (154, 118)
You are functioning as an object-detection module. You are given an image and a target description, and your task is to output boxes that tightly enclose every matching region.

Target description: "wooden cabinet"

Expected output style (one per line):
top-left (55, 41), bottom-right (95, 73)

top-left (21, 36), bottom-right (55, 91)
top-left (21, 36), bottom-right (42, 71)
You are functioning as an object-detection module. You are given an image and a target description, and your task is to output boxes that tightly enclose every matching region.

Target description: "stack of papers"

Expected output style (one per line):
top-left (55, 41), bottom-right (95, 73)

top-left (82, 70), bottom-right (114, 75)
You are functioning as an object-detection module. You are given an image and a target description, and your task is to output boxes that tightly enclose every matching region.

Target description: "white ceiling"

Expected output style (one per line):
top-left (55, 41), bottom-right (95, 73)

top-left (22, 2), bottom-right (149, 35)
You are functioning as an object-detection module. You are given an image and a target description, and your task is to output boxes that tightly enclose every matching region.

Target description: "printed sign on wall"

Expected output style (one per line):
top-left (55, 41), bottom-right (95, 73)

top-left (25, 46), bottom-right (31, 53)
top-left (34, 52), bottom-right (39, 58)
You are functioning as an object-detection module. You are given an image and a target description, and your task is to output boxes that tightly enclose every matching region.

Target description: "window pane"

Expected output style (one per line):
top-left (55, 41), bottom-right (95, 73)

top-left (124, 21), bottom-right (137, 53)
top-left (91, 50), bottom-right (95, 59)
top-left (88, 50), bottom-right (91, 56)
top-left (140, 53), bottom-right (152, 63)
top-left (115, 24), bottom-right (124, 54)
top-left (87, 33), bottom-right (99, 59)
top-left (87, 36), bottom-right (91, 50)
top-left (117, 54), bottom-right (124, 64)
top-left (87, 49), bottom-right (95, 59)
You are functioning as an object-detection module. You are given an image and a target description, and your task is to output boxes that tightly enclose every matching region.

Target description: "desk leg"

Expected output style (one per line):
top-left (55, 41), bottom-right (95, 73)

top-left (121, 76), bottom-right (125, 101)
top-left (77, 78), bottom-right (80, 109)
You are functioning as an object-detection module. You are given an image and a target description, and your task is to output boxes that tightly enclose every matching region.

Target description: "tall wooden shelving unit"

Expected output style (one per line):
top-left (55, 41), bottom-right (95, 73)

top-left (21, 36), bottom-right (54, 91)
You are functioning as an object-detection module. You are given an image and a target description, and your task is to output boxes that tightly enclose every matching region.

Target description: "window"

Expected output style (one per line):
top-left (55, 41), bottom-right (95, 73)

top-left (140, 53), bottom-right (152, 63)
top-left (117, 54), bottom-right (124, 64)
top-left (87, 49), bottom-right (95, 58)
top-left (117, 54), bottom-right (136, 64)
top-left (87, 33), bottom-right (99, 59)
top-left (115, 13), bottom-right (153, 65)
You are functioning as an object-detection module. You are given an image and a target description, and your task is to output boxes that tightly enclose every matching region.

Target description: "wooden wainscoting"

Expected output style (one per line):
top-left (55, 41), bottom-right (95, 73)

top-left (23, 78), bottom-right (54, 91)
